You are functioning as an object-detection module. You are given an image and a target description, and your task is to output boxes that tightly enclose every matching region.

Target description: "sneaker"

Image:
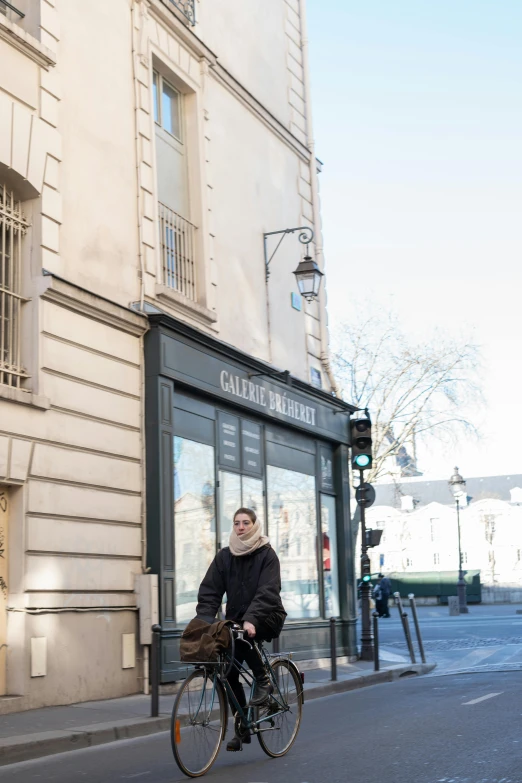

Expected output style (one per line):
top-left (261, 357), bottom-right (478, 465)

top-left (249, 676), bottom-right (274, 706)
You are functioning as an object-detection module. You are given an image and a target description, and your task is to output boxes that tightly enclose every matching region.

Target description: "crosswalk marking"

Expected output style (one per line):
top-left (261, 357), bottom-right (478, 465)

top-left (462, 691), bottom-right (503, 705)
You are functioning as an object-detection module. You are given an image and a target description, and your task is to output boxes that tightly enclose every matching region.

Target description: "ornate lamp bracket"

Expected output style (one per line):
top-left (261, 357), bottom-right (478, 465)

top-left (263, 226), bottom-right (315, 281)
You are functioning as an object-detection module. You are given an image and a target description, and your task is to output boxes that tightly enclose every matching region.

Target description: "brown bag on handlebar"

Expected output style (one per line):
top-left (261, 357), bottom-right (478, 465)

top-left (180, 618), bottom-right (234, 663)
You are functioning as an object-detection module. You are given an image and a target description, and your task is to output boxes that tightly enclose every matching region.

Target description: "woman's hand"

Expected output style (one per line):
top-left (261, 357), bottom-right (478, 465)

top-left (243, 621), bottom-right (256, 638)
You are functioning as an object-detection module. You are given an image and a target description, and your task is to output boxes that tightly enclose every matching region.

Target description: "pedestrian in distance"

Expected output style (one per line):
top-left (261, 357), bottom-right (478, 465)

top-left (195, 507), bottom-right (287, 752)
top-left (378, 572), bottom-right (392, 617)
top-left (373, 577), bottom-right (385, 617)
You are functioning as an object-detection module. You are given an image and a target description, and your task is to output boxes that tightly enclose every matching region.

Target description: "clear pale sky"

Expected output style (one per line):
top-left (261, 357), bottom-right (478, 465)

top-left (307, 0), bottom-right (522, 480)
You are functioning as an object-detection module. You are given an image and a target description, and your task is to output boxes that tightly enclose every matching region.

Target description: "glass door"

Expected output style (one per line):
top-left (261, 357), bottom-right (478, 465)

top-left (267, 466), bottom-right (319, 619)
top-left (174, 437), bottom-right (216, 623)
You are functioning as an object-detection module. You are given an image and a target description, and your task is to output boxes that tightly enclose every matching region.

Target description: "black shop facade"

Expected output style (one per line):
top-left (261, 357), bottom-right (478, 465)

top-left (145, 315), bottom-right (358, 681)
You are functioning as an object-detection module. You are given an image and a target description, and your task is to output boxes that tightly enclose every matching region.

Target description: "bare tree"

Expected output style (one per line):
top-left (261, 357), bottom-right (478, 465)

top-left (332, 306), bottom-right (483, 482)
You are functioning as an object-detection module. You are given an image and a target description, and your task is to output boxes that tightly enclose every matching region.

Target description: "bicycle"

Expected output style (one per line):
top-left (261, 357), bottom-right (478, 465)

top-left (171, 625), bottom-right (304, 777)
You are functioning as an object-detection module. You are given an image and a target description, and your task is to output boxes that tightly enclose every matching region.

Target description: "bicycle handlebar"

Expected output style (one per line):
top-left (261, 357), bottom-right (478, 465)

top-left (231, 624), bottom-right (253, 649)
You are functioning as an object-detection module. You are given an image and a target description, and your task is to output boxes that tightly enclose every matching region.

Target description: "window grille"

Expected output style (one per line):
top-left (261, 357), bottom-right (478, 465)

top-left (159, 202), bottom-right (197, 302)
top-left (0, 1), bottom-right (25, 23)
top-left (0, 184), bottom-right (29, 388)
top-left (167, 0), bottom-right (195, 25)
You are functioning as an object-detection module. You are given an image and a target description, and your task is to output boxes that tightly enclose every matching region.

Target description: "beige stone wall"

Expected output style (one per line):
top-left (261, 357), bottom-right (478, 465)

top-left (0, 0), bottom-right (335, 710)
top-left (0, 2), bottom-right (148, 711)
top-left (0, 284), bottom-right (146, 711)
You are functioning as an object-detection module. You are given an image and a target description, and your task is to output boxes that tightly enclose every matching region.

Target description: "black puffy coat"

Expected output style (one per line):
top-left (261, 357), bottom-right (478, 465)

top-left (196, 544), bottom-right (287, 640)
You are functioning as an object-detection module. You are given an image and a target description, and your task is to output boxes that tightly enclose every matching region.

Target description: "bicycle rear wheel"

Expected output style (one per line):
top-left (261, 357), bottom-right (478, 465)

top-left (257, 659), bottom-right (303, 758)
top-left (171, 669), bottom-right (226, 778)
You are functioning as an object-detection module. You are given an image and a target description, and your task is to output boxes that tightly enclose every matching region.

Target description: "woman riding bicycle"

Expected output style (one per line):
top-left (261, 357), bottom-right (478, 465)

top-left (195, 506), bottom-right (287, 752)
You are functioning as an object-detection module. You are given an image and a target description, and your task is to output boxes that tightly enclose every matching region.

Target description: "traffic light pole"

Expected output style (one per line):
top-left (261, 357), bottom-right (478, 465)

top-left (359, 469), bottom-right (374, 661)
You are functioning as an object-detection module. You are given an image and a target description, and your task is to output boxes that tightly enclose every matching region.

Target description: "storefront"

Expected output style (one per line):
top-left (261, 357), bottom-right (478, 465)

top-left (145, 315), bottom-right (358, 680)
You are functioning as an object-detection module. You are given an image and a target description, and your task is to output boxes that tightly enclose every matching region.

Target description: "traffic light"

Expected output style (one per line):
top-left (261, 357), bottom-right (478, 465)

top-left (365, 528), bottom-right (383, 548)
top-left (361, 554), bottom-right (371, 582)
top-left (350, 417), bottom-right (372, 470)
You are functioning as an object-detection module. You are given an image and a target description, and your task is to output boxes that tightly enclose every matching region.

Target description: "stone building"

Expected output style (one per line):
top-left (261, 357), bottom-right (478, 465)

top-left (365, 474), bottom-right (522, 603)
top-left (0, 0), bottom-right (356, 712)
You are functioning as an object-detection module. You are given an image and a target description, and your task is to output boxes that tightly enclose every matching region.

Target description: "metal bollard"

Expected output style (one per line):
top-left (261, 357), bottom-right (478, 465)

top-left (394, 593), bottom-right (416, 664)
top-left (150, 624), bottom-right (162, 718)
top-left (408, 594), bottom-right (426, 664)
top-left (372, 612), bottom-right (380, 671)
top-left (330, 617), bottom-right (337, 681)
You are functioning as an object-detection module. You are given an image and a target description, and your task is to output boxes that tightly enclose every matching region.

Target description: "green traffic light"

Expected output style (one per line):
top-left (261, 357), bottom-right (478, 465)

top-left (354, 454), bottom-right (371, 468)
top-left (362, 574), bottom-right (371, 582)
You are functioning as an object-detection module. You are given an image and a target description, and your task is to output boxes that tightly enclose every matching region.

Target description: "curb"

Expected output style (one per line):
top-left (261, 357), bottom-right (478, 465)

top-left (302, 663), bottom-right (436, 702)
top-left (0, 716), bottom-right (171, 767)
top-left (0, 663), bottom-right (436, 767)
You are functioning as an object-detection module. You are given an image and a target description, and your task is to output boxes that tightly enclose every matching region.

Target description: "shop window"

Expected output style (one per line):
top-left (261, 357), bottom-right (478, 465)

top-left (241, 476), bottom-right (264, 529)
top-left (219, 471), bottom-right (241, 548)
top-left (321, 494), bottom-right (340, 617)
top-left (174, 437), bottom-right (216, 623)
top-left (267, 466), bottom-right (319, 620)
top-left (218, 473), bottom-right (264, 548)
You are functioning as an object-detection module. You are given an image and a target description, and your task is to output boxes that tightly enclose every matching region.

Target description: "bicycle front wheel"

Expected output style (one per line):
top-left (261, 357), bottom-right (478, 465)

top-left (171, 669), bottom-right (226, 778)
top-left (257, 659), bottom-right (303, 758)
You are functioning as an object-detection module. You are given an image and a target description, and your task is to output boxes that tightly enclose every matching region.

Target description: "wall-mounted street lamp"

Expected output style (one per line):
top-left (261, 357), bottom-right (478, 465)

top-left (263, 226), bottom-right (324, 303)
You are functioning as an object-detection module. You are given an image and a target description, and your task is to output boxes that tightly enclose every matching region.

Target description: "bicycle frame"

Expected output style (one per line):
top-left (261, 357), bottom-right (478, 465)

top-left (190, 643), bottom-right (291, 735)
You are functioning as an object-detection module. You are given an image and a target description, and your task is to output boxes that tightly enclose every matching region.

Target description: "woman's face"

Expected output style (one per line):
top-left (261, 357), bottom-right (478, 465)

top-left (233, 513), bottom-right (254, 537)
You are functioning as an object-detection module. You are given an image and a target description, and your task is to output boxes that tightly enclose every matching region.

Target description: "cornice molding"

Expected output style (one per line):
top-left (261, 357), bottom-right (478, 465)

top-left (0, 17), bottom-right (56, 69)
top-left (39, 273), bottom-right (149, 338)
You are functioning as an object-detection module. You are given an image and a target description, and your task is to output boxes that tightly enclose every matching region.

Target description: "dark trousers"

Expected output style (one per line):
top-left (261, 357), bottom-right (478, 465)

top-left (381, 594), bottom-right (390, 617)
top-left (227, 639), bottom-right (265, 710)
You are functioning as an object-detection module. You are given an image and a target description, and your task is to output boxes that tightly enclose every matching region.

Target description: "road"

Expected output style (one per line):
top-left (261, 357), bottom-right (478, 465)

top-left (370, 602), bottom-right (522, 673)
top-left (1, 670), bottom-right (521, 782)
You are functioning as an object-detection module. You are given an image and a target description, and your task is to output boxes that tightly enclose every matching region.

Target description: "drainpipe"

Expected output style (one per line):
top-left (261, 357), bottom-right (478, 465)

top-left (131, 0), bottom-right (146, 312)
top-left (299, 0), bottom-right (340, 397)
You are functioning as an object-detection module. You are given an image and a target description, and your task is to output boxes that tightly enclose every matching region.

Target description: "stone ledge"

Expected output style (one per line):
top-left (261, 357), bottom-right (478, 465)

top-left (0, 385), bottom-right (50, 410)
top-left (39, 273), bottom-right (149, 338)
top-left (0, 15), bottom-right (56, 69)
top-left (154, 284), bottom-right (218, 330)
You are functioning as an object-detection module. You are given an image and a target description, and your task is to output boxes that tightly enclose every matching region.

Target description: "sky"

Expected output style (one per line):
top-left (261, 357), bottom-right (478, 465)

top-left (306, 0), bottom-right (522, 480)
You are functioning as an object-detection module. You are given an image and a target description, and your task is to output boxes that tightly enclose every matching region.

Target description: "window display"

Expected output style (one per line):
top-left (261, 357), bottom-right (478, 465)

top-left (321, 493), bottom-right (340, 617)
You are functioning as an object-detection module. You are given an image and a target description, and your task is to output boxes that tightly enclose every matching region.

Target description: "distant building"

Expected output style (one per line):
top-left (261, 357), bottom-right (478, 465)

top-left (362, 475), bottom-right (522, 603)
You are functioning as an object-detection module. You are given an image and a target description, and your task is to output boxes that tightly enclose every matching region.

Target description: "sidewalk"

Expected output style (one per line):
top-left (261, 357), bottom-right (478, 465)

top-left (0, 656), bottom-right (435, 767)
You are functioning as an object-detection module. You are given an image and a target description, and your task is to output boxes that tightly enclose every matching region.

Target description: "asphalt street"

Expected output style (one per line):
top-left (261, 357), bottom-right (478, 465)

top-left (1, 669), bottom-right (521, 783)
top-left (369, 603), bottom-right (522, 673)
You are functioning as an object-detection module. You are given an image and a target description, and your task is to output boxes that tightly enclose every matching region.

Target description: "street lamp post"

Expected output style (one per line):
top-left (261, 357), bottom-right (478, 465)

top-left (448, 467), bottom-right (469, 614)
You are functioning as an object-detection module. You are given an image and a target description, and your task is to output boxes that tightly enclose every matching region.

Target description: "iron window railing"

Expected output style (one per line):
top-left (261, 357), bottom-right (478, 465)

top-left (158, 202), bottom-right (197, 302)
top-left (0, 185), bottom-right (29, 388)
top-left (0, 1), bottom-right (25, 23)
top-left (166, 0), bottom-right (196, 26)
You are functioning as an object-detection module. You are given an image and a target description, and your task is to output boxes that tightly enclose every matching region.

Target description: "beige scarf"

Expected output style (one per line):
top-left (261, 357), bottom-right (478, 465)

top-left (229, 519), bottom-right (270, 557)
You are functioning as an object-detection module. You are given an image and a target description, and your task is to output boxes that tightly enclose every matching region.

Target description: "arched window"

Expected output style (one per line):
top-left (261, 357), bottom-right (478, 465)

top-left (0, 184), bottom-right (29, 388)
